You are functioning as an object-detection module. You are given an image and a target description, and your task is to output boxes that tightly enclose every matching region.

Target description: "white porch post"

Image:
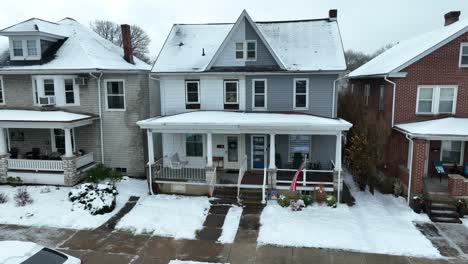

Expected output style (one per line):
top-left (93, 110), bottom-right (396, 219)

top-left (269, 134), bottom-right (276, 169)
top-left (64, 128), bottom-right (73, 157)
top-left (335, 132), bottom-right (342, 205)
top-left (147, 129), bottom-right (155, 195)
top-left (0, 128), bottom-right (7, 155)
top-left (206, 132), bottom-right (213, 167)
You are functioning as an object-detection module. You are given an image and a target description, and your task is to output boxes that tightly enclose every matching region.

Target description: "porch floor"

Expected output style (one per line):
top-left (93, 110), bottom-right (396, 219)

top-left (424, 177), bottom-right (449, 194)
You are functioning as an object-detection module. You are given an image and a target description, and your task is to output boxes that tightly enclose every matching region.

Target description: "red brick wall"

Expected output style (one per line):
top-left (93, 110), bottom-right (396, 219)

top-left (411, 139), bottom-right (427, 194)
top-left (448, 176), bottom-right (468, 196)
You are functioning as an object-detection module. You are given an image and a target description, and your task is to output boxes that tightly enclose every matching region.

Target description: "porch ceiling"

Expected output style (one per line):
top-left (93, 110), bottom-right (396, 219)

top-left (395, 117), bottom-right (468, 140)
top-left (0, 110), bottom-right (98, 129)
top-left (137, 111), bottom-right (352, 134)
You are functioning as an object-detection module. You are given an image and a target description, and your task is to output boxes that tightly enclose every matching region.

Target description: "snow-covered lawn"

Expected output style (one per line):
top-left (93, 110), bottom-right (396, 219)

top-left (463, 218), bottom-right (468, 229)
top-left (0, 178), bottom-right (147, 230)
top-left (218, 206), bottom-right (242, 244)
top-left (115, 194), bottom-right (210, 239)
top-left (258, 173), bottom-right (441, 258)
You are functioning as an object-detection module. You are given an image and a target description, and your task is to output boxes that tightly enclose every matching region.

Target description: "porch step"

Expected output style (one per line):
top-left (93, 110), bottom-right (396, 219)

top-left (427, 199), bottom-right (461, 224)
top-left (212, 187), bottom-right (264, 206)
top-left (430, 210), bottom-right (460, 218)
top-left (429, 216), bottom-right (462, 224)
top-left (431, 203), bottom-right (456, 211)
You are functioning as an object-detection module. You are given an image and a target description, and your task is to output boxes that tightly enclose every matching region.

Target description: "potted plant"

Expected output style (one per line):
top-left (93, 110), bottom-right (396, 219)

top-left (412, 195), bottom-right (425, 214)
top-left (456, 199), bottom-right (466, 218)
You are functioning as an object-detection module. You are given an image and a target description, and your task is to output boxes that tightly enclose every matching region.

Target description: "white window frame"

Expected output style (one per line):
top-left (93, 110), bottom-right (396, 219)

top-left (440, 141), bottom-right (465, 166)
top-left (246, 40), bottom-right (257, 61)
top-left (378, 85), bottom-right (384, 111)
top-left (235, 42), bottom-right (244, 60)
top-left (9, 38), bottom-right (41, 60)
top-left (364, 84), bottom-right (370, 106)
top-left (252, 79), bottom-right (267, 110)
top-left (416, 85), bottom-right (458, 115)
top-left (459, 43), bottom-right (468, 67)
top-left (185, 134), bottom-right (204, 158)
top-left (104, 79), bottom-right (126, 111)
top-left (293, 78), bottom-right (309, 110)
top-left (185, 80), bottom-right (200, 104)
top-left (0, 76), bottom-right (5, 105)
top-left (32, 75), bottom-right (80, 106)
top-left (288, 135), bottom-right (311, 162)
top-left (63, 78), bottom-right (79, 105)
top-left (224, 80), bottom-right (239, 105)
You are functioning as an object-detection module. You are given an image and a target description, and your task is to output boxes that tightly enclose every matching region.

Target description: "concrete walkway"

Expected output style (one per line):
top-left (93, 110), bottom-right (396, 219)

top-left (0, 224), bottom-right (464, 264)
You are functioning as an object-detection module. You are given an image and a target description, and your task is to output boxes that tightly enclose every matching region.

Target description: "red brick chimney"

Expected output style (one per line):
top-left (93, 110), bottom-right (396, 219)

top-left (329, 9), bottom-right (338, 21)
top-left (121, 24), bottom-right (134, 64)
top-left (444, 11), bottom-right (461, 26)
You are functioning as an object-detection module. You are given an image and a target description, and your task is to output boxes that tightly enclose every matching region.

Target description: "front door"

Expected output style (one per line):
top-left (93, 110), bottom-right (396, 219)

top-left (224, 135), bottom-right (240, 169)
top-left (251, 135), bottom-right (267, 169)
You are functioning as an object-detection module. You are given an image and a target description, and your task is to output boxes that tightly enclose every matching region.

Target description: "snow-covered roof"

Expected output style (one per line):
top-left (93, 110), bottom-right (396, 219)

top-left (0, 110), bottom-right (95, 122)
top-left (0, 18), bottom-right (151, 72)
top-left (0, 18), bottom-right (67, 38)
top-left (395, 117), bottom-right (468, 139)
top-left (153, 16), bottom-right (346, 73)
top-left (137, 111), bottom-right (352, 133)
top-left (349, 19), bottom-right (468, 78)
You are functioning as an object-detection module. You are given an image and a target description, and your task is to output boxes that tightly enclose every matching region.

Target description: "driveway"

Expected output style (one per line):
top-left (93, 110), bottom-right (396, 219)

top-left (0, 224), bottom-right (464, 264)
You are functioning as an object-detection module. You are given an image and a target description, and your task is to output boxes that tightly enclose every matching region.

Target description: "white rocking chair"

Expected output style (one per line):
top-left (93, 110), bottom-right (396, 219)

top-left (169, 153), bottom-right (188, 169)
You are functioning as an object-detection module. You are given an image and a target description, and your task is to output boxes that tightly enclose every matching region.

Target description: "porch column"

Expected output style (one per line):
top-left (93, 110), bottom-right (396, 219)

top-left (64, 128), bottom-right (73, 157)
top-left (0, 128), bottom-right (7, 155)
top-left (206, 132), bottom-right (213, 167)
top-left (269, 134), bottom-right (276, 169)
top-left (335, 132), bottom-right (342, 205)
top-left (147, 130), bottom-right (155, 195)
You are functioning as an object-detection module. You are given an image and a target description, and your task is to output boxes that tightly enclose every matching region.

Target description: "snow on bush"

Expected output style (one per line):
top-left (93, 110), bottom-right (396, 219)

top-left (14, 187), bottom-right (33, 207)
top-left (0, 193), bottom-right (8, 204)
top-left (68, 182), bottom-right (118, 215)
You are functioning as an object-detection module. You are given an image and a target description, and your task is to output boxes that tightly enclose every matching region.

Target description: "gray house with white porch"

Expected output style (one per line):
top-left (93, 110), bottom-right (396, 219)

top-left (0, 18), bottom-right (151, 185)
top-left (138, 10), bottom-right (351, 202)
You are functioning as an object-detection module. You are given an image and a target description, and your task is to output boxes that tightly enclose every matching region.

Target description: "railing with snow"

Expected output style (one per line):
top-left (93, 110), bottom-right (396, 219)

top-left (76, 152), bottom-right (94, 168)
top-left (237, 155), bottom-right (248, 202)
top-left (276, 160), bottom-right (334, 190)
top-left (8, 159), bottom-right (64, 171)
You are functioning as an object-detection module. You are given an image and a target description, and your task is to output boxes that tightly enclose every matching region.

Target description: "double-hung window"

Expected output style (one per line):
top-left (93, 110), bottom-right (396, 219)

top-left (64, 79), bottom-right (75, 104)
top-left (416, 86), bottom-right (457, 114)
top-left (10, 39), bottom-right (39, 60)
top-left (235, 42), bottom-right (244, 60)
top-left (252, 79), bottom-right (267, 110)
top-left (246, 40), bottom-right (256, 60)
top-left (32, 76), bottom-right (80, 106)
top-left (185, 80), bottom-right (200, 109)
top-left (378, 85), bottom-right (384, 111)
top-left (105, 80), bottom-right (126, 111)
top-left (186, 134), bottom-right (203, 157)
top-left (235, 40), bottom-right (256, 60)
top-left (0, 76), bottom-right (4, 104)
top-left (27, 40), bottom-right (38, 56)
top-left (441, 141), bottom-right (464, 165)
top-left (460, 43), bottom-right (468, 67)
top-left (12, 40), bottom-right (23, 57)
top-left (43, 79), bottom-right (55, 96)
top-left (293, 78), bottom-right (309, 109)
top-left (224, 80), bottom-right (239, 109)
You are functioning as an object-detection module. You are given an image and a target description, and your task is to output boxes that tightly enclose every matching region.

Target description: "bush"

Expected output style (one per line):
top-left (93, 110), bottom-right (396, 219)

top-left (277, 195), bottom-right (291, 208)
top-left (0, 193), bottom-right (8, 204)
top-left (326, 195), bottom-right (337, 208)
top-left (86, 163), bottom-right (123, 184)
top-left (377, 176), bottom-right (395, 195)
top-left (69, 182), bottom-right (118, 215)
top-left (300, 194), bottom-right (314, 206)
top-left (14, 187), bottom-right (33, 207)
top-left (6, 176), bottom-right (22, 187)
top-left (314, 185), bottom-right (327, 204)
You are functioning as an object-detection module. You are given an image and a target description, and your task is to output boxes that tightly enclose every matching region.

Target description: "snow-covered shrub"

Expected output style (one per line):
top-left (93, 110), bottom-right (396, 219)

top-left (68, 182), bottom-right (118, 215)
top-left (314, 185), bottom-right (327, 204)
top-left (0, 193), bottom-right (8, 204)
top-left (6, 176), bottom-right (22, 187)
top-left (301, 194), bottom-right (314, 206)
top-left (14, 187), bottom-right (33, 207)
top-left (40, 186), bottom-right (51, 194)
top-left (86, 163), bottom-right (123, 184)
top-left (277, 195), bottom-right (290, 207)
top-left (290, 199), bottom-right (305, 211)
top-left (326, 195), bottom-right (337, 208)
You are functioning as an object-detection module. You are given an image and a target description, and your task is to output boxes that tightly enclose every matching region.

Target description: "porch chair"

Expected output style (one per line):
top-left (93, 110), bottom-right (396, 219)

top-left (168, 153), bottom-right (188, 169)
top-left (433, 160), bottom-right (448, 183)
top-left (25, 148), bottom-right (41, 160)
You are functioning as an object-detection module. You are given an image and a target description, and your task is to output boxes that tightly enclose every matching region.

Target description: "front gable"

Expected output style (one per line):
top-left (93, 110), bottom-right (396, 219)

top-left (208, 11), bottom-right (283, 71)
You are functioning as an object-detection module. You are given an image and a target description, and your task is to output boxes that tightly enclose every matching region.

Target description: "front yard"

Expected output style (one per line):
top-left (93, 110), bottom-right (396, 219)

top-left (257, 173), bottom-right (442, 258)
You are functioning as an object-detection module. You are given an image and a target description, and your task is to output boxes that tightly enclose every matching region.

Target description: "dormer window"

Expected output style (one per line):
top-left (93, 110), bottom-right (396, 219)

top-left (9, 38), bottom-right (41, 60)
top-left (234, 40), bottom-right (256, 61)
top-left (246, 40), bottom-right (256, 60)
top-left (235, 42), bottom-right (244, 59)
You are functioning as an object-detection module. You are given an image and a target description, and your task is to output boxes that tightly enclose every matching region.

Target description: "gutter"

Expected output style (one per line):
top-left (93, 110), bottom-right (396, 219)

top-left (384, 76), bottom-right (396, 127)
top-left (89, 72), bottom-right (105, 164)
top-left (0, 69), bottom-right (149, 75)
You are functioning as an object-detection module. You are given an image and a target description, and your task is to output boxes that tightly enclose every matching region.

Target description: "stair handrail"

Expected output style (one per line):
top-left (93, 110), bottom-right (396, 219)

top-left (261, 166), bottom-right (267, 204)
top-left (237, 154), bottom-right (248, 202)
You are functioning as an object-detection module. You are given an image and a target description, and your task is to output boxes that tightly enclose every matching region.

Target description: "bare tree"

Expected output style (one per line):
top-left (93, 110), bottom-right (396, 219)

top-left (345, 43), bottom-right (395, 71)
top-left (90, 20), bottom-right (152, 64)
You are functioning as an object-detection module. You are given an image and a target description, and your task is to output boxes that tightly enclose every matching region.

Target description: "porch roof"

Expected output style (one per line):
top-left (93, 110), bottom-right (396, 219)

top-left (137, 111), bottom-right (352, 134)
top-left (395, 117), bottom-right (468, 140)
top-left (0, 110), bottom-right (97, 129)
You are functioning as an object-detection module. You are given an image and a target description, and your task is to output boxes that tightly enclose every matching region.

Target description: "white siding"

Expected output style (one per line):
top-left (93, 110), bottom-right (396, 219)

top-left (162, 133), bottom-right (206, 168)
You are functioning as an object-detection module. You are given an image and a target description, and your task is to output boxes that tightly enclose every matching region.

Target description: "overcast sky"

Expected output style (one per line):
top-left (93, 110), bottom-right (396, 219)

top-left (1, 0), bottom-right (467, 58)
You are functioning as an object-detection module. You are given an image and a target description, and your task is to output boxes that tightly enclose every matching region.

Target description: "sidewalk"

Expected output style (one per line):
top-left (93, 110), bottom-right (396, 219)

top-left (0, 224), bottom-right (461, 264)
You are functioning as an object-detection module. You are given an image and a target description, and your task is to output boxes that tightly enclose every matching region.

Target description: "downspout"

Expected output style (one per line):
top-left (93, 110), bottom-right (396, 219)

top-left (147, 73), bottom-right (160, 196)
top-left (405, 134), bottom-right (413, 206)
top-left (384, 76), bottom-right (396, 127)
top-left (333, 75), bottom-right (347, 118)
top-left (89, 72), bottom-right (105, 164)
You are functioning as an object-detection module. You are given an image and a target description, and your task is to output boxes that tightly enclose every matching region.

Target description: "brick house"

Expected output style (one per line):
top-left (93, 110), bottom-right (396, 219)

top-left (348, 11), bottom-right (468, 198)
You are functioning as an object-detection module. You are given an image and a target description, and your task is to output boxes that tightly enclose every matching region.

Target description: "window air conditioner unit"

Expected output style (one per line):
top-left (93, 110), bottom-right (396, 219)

top-left (74, 77), bottom-right (88, 86)
top-left (39, 96), bottom-right (56, 106)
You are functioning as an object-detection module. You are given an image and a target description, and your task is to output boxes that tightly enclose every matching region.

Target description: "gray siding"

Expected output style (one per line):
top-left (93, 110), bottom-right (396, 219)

top-left (1, 73), bottom-right (150, 177)
top-left (246, 74), bottom-right (337, 117)
top-left (244, 20), bottom-right (277, 67)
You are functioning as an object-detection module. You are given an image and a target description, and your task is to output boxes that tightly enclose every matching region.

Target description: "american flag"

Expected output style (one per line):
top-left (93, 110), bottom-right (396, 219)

top-left (289, 162), bottom-right (305, 192)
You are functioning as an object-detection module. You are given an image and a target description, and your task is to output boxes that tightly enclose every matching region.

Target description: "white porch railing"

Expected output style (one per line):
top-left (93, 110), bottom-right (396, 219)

top-left (8, 159), bottom-right (64, 171)
top-left (76, 152), bottom-right (94, 168)
top-left (209, 166), bottom-right (217, 197)
top-left (237, 155), bottom-right (248, 202)
top-left (276, 167), bottom-right (334, 189)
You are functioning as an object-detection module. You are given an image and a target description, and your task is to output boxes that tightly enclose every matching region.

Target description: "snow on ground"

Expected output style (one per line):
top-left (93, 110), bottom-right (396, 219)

top-left (218, 206), bottom-right (243, 244)
top-left (0, 178), bottom-right (147, 229)
top-left (463, 218), bottom-right (468, 229)
top-left (115, 194), bottom-right (210, 239)
top-left (168, 260), bottom-right (225, 264)
top-left (257, 172), bottom-right (441, 258)
top-left (0, 241), bottom-right (40, 263)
